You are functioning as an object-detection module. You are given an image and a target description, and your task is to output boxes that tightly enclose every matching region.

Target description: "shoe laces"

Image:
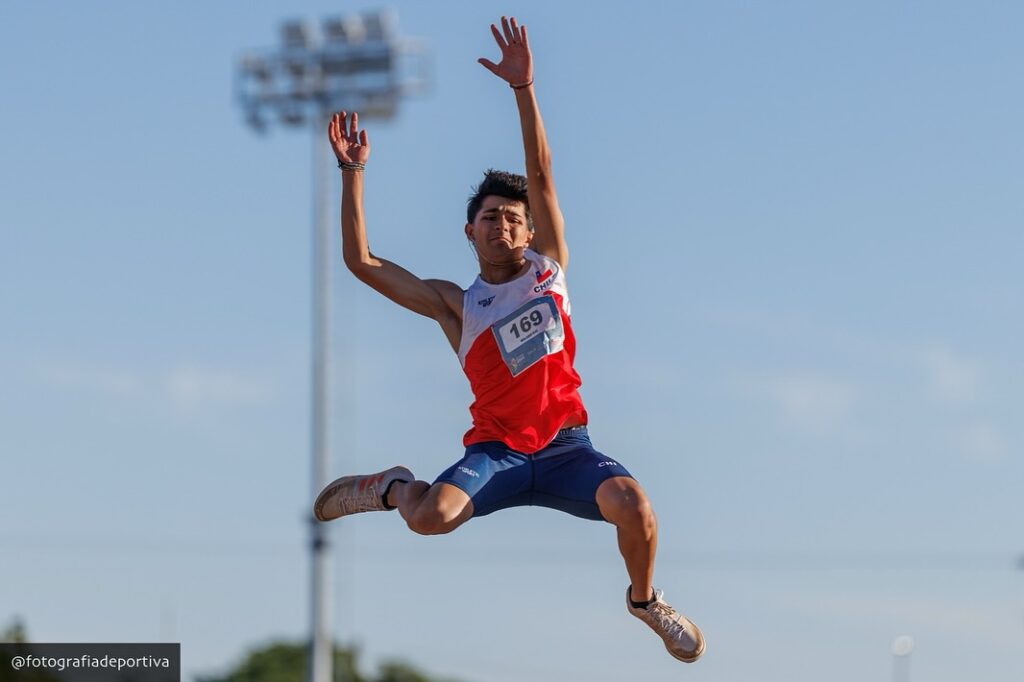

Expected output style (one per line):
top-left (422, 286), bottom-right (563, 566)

top-left (341, 485), bottom-right (380, 513)
top-left (646, 599), bottom-right (688, 638)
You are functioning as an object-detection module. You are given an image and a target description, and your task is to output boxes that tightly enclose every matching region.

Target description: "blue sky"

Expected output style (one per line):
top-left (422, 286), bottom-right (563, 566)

top-left (2, 1), bottom-right (1022, 681)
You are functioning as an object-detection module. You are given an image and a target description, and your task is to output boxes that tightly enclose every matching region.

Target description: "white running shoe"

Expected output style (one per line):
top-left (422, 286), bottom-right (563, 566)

top-left (626, 587), bottom-right (706, 663)
top-left (313, 466), bottom-right (414, 522)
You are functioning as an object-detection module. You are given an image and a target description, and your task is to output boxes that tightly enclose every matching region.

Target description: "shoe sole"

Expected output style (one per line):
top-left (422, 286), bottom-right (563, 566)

top-left (667, 628), bottom-right (705, 663)
top-left (313, 474), bottom-right (360, 522)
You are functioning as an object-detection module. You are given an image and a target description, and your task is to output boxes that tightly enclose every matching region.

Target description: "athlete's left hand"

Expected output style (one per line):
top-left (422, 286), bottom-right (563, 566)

top-left (328, 110), bottom-right (370, 166)
top-left (478, 16), bottom-right (533, 86)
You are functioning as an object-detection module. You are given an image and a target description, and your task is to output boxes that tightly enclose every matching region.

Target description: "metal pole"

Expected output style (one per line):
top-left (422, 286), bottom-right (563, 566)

top-left (891, 635), bottom-right (914, 682)
top-left (309, 111), bottom-right (332, 682)
top-left (235, 17), bottom-right (430, 682)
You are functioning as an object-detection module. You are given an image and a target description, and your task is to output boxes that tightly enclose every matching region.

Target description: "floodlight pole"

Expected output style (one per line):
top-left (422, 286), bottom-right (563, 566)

top-left (310, 109), bottom-right (332, 682)
top-left (235, 13), bottom-right (429, 682)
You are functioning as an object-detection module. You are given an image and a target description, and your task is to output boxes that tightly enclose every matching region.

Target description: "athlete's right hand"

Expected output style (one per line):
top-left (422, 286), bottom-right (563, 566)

top-left (328, 111), bottom-right (370, 165)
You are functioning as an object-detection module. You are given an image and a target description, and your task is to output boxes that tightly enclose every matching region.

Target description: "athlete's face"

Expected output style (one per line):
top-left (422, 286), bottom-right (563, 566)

top-left (465, 195), bottom-right (533, 263)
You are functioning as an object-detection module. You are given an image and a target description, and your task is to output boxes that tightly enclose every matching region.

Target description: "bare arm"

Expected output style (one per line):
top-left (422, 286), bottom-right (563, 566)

top-left (328, 112), bottom-right (463, 350)
top-left (479, 16), bottom-right (568, 269)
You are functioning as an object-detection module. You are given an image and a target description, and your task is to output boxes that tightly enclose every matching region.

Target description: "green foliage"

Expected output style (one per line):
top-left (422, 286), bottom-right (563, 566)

top-left (374, 661), bottom-right (438, 682)
top-left (1, 618), bottom-right (27, 644)
top-left (0, 620), bottom-right (463, 682)
top-left (0, 619), bottom-right (61, 682)
top-left (196, 641), bottom-right (465, 682)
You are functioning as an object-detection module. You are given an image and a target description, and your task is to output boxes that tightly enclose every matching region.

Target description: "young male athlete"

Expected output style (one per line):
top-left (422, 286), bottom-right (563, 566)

top-left (314, 16), bottom-right (705, 663)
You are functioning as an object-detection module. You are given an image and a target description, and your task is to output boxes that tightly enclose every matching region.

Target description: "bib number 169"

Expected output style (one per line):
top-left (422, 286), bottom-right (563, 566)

top-left (491, 296), bottom-right (564, 376)
top-left (507, 309), bottom-right (545, 340)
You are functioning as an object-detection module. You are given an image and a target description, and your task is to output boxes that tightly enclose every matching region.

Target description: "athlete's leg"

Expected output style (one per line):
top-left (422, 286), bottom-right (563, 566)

top-left (385, 440), bottom-right (532, 535)
top-left (596, 476), bottom-right (658, 603)
top-left (385, 480), bottom-right (474, 536)
top-left (597, 475), bottom-right (704, 663)
top-left (531, 428), bottom-right (657, 597)
top-left (531, 429), bottom-right (703, 662)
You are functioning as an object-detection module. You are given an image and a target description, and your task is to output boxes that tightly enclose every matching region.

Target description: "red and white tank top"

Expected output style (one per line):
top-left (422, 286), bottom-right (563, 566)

top-left (458, 249), bottom-right (588, 454)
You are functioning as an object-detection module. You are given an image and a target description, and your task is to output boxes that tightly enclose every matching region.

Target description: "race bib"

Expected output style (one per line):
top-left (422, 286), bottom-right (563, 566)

top-left (490, 295), bottom-right (565, 376)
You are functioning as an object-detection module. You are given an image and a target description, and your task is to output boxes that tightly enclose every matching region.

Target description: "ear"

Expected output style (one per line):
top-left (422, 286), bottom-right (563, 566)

top-left (464, 223), bottom-right (475, 242)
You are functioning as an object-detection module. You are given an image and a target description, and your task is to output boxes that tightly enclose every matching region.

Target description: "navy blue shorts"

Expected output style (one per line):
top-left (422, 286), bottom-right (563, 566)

top-left (433, 426), bottom-right (634, 521)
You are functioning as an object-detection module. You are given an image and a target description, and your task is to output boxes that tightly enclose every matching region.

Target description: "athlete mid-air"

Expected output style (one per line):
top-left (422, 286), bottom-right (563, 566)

top-left (314, 16), bottom-right (704, 663)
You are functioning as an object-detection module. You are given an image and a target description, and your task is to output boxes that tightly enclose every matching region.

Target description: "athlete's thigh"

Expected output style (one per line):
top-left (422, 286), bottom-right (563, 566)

top-left (420, 480), bottom-right (475, 524)
top-left (433, 442), bottom-right (532, 518)
top-left (532, 429), bottom-right (635, 521)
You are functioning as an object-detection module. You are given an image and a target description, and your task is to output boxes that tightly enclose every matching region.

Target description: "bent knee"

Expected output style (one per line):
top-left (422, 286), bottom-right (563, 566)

top-left (406, 512), bottom-right (449, 536)
top-left (598, 480), bottom-right (656, 527)
top-left (406, 505), bottom-right (460, 536)
top-left (612, 495), bottom-right (656, 528)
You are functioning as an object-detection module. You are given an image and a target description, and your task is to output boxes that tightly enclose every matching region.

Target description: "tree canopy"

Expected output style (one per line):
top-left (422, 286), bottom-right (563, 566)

top-left (196, 640), bottom-right (466, 682)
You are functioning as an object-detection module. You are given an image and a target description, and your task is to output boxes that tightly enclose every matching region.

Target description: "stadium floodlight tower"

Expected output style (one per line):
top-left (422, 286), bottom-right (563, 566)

top-left (235, 11), bottom-right (429, 682)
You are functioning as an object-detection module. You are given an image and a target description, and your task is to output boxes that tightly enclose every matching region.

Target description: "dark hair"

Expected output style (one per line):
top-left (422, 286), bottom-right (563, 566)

top-left (466, 169), bottom-right (532, 229)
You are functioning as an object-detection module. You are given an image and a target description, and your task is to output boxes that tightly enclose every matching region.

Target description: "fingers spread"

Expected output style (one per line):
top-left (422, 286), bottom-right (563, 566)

top-left (501, 16), bottom-right (514, 44)
top-left (359, 129), bottom-right (368, 147)
top-left (509, 16), bottom-right (521, 43)
top-left (490, 23), bottom-right (507, 50)
top-left (350, 111), bottom-right (359, 138)
top-left (478, 58), bottom-right (499, 74)
top-left (520, 24), bottom-right (529, 47)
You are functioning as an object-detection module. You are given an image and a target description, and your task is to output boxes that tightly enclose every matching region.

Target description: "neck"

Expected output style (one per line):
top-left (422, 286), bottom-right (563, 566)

top-left (478, 252), bottom-right (530, 284)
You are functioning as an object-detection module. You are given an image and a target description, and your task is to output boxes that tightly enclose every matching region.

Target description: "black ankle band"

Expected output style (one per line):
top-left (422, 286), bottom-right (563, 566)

top-left (629, 586), bottom-right (656, 609)
top-left (381, 479), bottom-right (401, 510)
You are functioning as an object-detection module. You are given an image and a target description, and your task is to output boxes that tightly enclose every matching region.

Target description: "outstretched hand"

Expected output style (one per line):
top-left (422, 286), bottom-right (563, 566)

top-left (328, 111), bottom-right (370, 165)
top-left (478, 16), bottom-right (533, 86)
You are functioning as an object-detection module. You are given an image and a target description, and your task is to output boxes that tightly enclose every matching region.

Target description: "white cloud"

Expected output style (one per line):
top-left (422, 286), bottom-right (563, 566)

top-left (37, 364), bottom-right (143, 396)
top-left (783, 589), bottom-right (1023, 653)
top-left (165, 367), bottom-right (273, 408)
top-left (36, 362), bottom-right (273, 408)
top-left (921, 347), bottom-right (978, 403)
top-left (742, 373), bottom-right (856, 433)
top-left (772, 376), bottom-right (854, 430)
top-left (957, 422), bottom-right (1008, 462)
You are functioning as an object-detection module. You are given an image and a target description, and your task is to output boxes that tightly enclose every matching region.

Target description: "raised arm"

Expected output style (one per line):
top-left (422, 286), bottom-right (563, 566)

top-left (328, 111), bottom-right (463, 350)
top-left (479, 16), bottom-right (568, 270)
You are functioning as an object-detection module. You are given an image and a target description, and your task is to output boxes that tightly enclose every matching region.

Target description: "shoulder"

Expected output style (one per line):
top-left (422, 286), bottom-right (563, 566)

top-left (527, 248), bottom-right (555, 268)
top-left (424, 279), bottom-right (466, 320)
top-left (527, 249), bottom-right (566, 283)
